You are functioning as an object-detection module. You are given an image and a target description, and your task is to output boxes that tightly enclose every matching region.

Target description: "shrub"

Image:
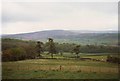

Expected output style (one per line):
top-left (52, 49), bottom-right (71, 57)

top-left (107, 55), bottom-right (120, 64)
top-left (2, 49), bottom-right (12, 61)
top-left (2, 47), bottom-right (26, 61)
top-left (23, 45), bottom-right (37, 59)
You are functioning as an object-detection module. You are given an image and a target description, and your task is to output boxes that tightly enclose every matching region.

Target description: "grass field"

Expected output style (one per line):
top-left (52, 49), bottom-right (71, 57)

top-left (2, 53), bottom-right (119, 79)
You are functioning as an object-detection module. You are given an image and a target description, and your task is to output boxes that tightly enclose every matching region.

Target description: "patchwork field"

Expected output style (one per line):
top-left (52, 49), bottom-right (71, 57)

top-left (2, 53), bottom-right (119, 79)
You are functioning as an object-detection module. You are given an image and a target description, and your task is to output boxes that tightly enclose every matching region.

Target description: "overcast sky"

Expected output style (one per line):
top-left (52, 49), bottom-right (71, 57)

top-left (2, 2), bottom-right (118, 34)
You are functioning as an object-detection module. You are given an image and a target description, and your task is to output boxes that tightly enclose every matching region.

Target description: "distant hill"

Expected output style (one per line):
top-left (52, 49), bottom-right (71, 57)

top-left (2, 30), bottom-right (77, 39)
top-left (70, 30), bottom-right (118, 33)
top-left (2, 30), bottom-right (119, 45)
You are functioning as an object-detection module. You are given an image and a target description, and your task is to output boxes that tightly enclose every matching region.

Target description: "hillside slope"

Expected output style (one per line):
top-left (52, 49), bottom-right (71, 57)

top-left (2, 30), bottom-right (118, 45)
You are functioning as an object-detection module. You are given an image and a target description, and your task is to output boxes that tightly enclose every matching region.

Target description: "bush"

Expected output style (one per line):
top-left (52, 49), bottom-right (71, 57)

top-left (23, 44), bottom-right (37, 59)
top-left (2, 47), bottom-right (26, 61)
top-left (2, 38), bottom-right (38, 61)
top-left (2, 49), bottom-right (12, 61)
top-left (107, 55), bottom-right (120, 64)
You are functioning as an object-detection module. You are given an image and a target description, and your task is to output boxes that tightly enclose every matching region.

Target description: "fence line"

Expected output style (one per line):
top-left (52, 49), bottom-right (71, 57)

top-left (4, 65), bottom-right (119, 74)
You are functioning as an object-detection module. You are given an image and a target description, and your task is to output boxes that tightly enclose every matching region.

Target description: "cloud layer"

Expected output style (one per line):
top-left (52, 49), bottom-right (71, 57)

top-left (2, 2), bottom-right (118, 34)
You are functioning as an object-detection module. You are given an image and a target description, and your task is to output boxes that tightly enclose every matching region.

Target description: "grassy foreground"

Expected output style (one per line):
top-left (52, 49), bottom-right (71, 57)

top-left (2, 53), bottom-right (119, 79)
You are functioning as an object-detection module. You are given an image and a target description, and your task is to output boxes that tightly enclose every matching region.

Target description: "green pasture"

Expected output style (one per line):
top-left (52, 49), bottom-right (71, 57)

top-left (2, 53), bottom-right (119, 79)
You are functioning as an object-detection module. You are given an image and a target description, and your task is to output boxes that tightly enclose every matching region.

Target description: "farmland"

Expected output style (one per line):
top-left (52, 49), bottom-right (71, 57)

top-left (2, 38), bottom-right (119, 79)
top-left (2, 53), bottom-right (119, 79)
top-left (2, 2), bottom-right (119, 80)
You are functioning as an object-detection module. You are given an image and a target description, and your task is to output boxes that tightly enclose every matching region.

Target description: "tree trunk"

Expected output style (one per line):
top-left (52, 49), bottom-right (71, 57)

top-left (51, 53), bottom-right (53, 58)
top-left (77, 53), bottom-right (79, 58)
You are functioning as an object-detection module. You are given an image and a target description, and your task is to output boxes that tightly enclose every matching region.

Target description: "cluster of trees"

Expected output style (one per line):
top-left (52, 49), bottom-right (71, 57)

top-left (2, 39), bottom-right (37, 61)
top-left (107, 55), bottom-right (120, 64)
top-left (2, 38), bottom-right (59, 61)
top-left (2, 38), bottom-right (119, 61)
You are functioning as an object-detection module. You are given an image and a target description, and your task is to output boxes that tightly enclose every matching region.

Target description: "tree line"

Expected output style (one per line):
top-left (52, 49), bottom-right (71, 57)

top-left (2, 38), bottom-right (119, 61)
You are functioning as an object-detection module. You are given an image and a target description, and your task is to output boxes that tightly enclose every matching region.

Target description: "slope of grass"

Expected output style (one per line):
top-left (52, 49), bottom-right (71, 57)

top-left (2, 70), bottom-right (119, 79)
top-left (2, 53), bottom-right (119, 79)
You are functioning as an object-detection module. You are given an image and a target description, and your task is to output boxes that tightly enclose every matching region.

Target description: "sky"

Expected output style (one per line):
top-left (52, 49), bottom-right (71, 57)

top-left (2, 1), bottom-right (118, 34)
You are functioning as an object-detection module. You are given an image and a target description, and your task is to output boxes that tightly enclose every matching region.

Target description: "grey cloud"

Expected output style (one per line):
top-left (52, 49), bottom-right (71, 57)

top-left (2, 2), bottom-right (73, 23)
top-left (2, 13), bottom-right (43, 22)
top-left (2, 2), bottom-right (118, 23)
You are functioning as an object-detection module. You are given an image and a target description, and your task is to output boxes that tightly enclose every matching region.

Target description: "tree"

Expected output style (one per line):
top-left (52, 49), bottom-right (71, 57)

top-left (74, 45), bottom-right (80, 58)
top-left (24, 44), bottom-right (36, 59)
top-left (36, 41), bottom-right (43, 58)
top-left (48, 38), bottom-right (56, 58)
top-left (2, 47), bottom-right (26, 61)
top-left (2, 49), bottom-right (12, 61)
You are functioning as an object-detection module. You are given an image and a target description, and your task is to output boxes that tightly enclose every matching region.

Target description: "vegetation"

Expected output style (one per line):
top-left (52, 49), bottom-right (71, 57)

top-left (2, 38), bottom-right (119, 62)
top-left (107, 55), bottom-right (120, 64)
top-left (73, 45), bottom-right (80, 58)
top-left (2, 38), bottom-right (119, 79)
top-left (2, 56), bottom-right (119, 79)
top-left (2, 38), bottom-right (36, 61)
top-left (3, 30), bottom-right (119, 46)
top-left (47, 38), bottom-right (56, 58)
top-left (36, 41), bottom-right (44, 57)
